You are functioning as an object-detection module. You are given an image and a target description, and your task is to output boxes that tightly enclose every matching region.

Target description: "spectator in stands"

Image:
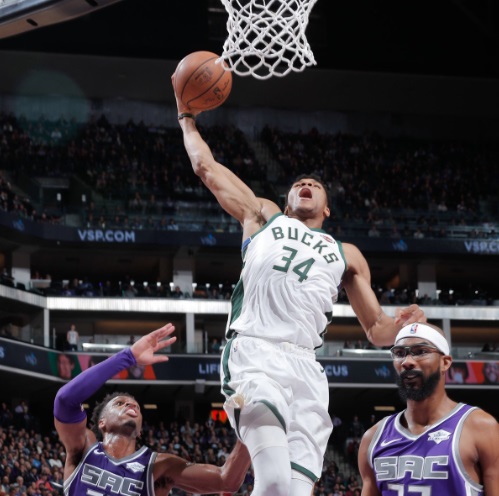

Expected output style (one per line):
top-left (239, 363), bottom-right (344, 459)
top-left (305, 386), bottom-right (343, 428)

top-left (167, 218), bottom-right (179, 231)
top-left (13, 402), bottom-right (30, 430)
top-left (348, 415), bottom-right (364, 438)
top-left (53, 325), bottom-right (251, 495)
top-left (0, 268), bottom-right (14, 288)
top-left (413, 228), bottom-right (425, 239)
top-left (481, 342), bottom-right (496, 352)
top-left (65, 325), bottom-right (79, 352)
top-left (1, 477), bottom-right (10, 493)
top-left (171, 286), bottom-right (184, 299)
top-left (123, 283), bottom-right (138, 298)
top-left (346, 474), bottom-right (361, 494)
top-left (35, 472), bottom-right (53, 493)
top-left (0, 403), bottom-right (13, 428)
top-left (209, 338), bottom-right (221, 354)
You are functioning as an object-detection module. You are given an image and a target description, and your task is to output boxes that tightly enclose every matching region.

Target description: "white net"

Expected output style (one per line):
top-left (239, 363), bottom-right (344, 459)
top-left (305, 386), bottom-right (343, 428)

top-left (219, 0), bottom-right (319, 80)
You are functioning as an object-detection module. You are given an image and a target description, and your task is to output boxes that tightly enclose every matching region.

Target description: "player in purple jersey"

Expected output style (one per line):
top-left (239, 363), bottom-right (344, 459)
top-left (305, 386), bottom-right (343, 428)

top-left (54, 324), bottom-right (251, 495)
top-left (358, 322), bottom-right (499, 496)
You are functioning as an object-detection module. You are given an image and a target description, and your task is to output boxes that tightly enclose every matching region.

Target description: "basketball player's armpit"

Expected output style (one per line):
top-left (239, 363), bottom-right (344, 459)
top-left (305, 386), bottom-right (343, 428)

top-left (250, 203), bottom-right (269, 227)
top-left (154, 475), bottom-right (174, 490)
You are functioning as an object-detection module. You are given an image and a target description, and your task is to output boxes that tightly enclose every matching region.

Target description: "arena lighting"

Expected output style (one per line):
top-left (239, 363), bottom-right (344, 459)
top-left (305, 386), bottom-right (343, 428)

top-left (143, 404), bottom-right (158, 410)
top-left (374, 406), bottom-right (396, 412)
top-left (0, 0), bottom-right (123, 40)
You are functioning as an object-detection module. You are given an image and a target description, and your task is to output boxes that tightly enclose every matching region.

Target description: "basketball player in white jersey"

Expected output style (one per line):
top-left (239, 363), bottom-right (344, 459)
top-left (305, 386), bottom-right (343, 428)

top-left (173, 79), bottom-right (426, 496)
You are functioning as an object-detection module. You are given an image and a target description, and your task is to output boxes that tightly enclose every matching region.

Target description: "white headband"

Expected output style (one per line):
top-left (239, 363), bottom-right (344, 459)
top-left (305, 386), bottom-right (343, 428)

top-left (395, 323), bottom-right (450, 356)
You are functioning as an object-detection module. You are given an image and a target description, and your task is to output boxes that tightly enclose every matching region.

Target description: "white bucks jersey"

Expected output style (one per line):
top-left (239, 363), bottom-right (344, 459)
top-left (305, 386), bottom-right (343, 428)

top-left (227, 213), bottom-right (347, 350)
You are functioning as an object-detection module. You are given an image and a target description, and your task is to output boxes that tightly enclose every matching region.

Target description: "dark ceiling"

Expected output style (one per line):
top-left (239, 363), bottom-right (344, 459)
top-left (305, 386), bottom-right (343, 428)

top-left (0, 0), bottom-right (498, 79)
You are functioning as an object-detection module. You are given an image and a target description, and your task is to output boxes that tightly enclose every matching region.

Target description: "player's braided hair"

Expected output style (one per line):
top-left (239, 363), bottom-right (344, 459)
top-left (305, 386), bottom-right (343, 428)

top-left (90, 391), bottom-right (136, 441)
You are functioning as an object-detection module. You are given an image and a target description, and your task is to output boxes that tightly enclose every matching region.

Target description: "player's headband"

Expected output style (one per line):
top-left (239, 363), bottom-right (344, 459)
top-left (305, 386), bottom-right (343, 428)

top-left (395, 323), bottom-right (450, 356)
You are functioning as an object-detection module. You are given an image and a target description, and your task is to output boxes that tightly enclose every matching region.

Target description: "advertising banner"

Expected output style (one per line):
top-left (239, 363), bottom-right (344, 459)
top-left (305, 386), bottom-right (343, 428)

top-left (1, 338), bottom-right (498, 387)
top-left (1, 211), bottom-right (497, 254)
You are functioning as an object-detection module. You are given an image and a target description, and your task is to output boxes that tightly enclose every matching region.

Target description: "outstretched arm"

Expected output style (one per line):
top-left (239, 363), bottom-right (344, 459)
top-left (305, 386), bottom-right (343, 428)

top-left (54, 325), bottom-right (176, 471)
top-left (155, 439), bottom-right (251, 493)
top-left (342, 243), bottom-right (426, 346)
top-left (172, 75), bottom-right (280, 239)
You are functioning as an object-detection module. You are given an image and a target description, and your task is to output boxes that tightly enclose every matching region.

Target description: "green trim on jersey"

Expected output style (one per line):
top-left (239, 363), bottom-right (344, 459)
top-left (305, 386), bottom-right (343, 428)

top-left (221, 336), bottom-right (236, 397)
top-left (290, 462), bottom-right (319, 483)
top-left (336, 239), bottom-right (348, 275)
top-left (257, 399), bottom-right (287, 432)
top-left (227, 278), bottom-right (244, 335)
top-left (234, 408), bottom-right (242, 439)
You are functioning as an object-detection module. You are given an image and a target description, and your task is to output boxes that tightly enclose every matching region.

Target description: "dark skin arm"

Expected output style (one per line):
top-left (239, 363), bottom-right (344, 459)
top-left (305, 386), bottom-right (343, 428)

top-left (460, 409), bottom-right (499, 495)
top-left (358, 423), bottom-right (382, 496)
top-left (342, 243), bottom-right (426, 347)
top-left (172, 74), bottom-right (280, 240)
top-left (153, 440), bottom-right (251, 494)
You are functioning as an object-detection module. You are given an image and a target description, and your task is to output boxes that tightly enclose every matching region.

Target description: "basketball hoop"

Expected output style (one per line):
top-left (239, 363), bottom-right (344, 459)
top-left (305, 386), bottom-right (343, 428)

top-left (219, 0), bottom-right (319, 80)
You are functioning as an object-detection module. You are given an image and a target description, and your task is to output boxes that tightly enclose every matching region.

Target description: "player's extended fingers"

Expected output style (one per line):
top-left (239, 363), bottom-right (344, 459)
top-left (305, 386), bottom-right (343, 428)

top-left (151, 324), bottom-right (175, 340)
top-left (148, 352), bottom-right (172, 364)
top-left (156, 336), bottom-right (177, 351)
top-left (148, 335), bottom-right (176, 364)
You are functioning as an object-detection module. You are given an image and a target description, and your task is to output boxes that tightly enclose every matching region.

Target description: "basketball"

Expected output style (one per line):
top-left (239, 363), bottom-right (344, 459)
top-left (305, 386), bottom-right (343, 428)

top-left (173, 51), bottom-right (232, 111)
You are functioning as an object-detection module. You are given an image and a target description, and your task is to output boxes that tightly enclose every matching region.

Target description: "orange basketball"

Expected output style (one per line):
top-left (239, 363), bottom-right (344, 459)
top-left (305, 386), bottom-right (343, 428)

top-left (173, 51), bottom-right (232, 111)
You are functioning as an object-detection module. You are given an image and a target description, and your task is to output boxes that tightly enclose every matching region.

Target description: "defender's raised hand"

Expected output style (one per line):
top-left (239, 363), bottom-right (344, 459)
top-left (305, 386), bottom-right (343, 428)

top-left (131, 324), bottom-right (176, 365)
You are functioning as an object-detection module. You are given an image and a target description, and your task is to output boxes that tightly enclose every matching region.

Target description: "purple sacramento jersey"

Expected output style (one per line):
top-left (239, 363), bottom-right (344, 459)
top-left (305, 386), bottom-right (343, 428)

top-left (368, 403), bottom-right (483, 496)
top-left (64, 442), bottom-right (157, 496)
